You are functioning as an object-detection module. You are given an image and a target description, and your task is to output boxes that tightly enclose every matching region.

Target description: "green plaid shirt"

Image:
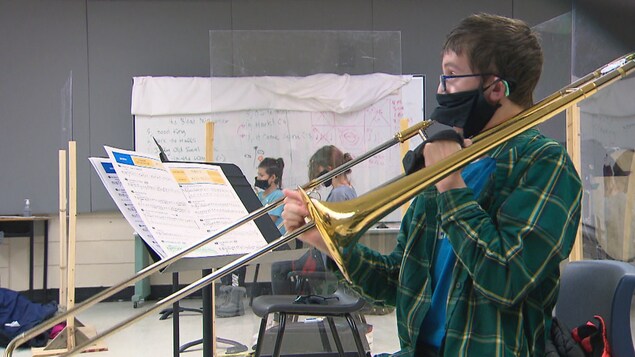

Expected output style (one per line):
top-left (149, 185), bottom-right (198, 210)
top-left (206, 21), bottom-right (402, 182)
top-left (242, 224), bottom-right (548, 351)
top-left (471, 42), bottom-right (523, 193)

top-left (344, 129), bottom-right (582, 356)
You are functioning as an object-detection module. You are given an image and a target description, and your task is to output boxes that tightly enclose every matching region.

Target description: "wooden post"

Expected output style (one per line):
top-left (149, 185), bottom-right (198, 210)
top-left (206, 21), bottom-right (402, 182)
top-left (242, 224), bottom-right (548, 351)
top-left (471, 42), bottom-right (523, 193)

top-left (204, 121), bottom-right (217, 354)
top-left (566, 105), bottom-right (583, 261)
top-left (66, 141), bottom-right (77, 349)
top-left (58, 150), bottom-right (68, 308)
top-left (622, 151), bottom-right (635, 259)
top-left (205, 121), bottom-right (215, 162)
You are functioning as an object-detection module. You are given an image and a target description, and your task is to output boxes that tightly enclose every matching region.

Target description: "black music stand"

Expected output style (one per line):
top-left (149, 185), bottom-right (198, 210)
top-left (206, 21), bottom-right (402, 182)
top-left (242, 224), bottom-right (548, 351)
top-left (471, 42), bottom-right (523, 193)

top-left (148, 161), bottom-right (283, 357)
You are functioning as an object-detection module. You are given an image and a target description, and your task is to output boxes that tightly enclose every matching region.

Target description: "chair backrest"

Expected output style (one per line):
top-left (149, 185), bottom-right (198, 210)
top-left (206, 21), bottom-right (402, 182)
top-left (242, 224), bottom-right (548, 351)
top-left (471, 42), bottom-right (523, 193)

top-left (288, 270), bottom-right (339, 296)
top-left (555, 260), bottom-right (635, 357)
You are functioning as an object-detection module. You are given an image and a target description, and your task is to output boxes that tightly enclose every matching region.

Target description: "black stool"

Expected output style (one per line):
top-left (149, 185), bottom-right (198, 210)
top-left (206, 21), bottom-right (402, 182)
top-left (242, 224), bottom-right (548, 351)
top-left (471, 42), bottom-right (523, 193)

top-left (251, 289), bottom-right (368, 357)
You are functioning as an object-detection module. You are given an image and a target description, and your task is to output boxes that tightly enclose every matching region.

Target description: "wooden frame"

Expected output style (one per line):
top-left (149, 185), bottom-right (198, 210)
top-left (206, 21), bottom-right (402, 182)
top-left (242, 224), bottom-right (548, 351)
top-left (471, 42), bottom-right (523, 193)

top-left (32, 142), bottom-right (106, 356)
top-left (566, 105), bottom-right (583, 262)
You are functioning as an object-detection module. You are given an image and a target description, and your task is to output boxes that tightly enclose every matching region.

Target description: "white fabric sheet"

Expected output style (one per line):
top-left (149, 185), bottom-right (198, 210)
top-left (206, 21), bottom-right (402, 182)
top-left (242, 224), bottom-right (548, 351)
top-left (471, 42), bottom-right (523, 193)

top-left (131, 73), bottom-right (411, 116)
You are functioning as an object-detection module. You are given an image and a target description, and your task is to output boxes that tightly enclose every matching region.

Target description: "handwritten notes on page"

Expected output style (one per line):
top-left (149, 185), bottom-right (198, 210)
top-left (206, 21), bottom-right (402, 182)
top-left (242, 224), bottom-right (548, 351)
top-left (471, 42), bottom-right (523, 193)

top-left (92, 147), bottom-right (268, 259)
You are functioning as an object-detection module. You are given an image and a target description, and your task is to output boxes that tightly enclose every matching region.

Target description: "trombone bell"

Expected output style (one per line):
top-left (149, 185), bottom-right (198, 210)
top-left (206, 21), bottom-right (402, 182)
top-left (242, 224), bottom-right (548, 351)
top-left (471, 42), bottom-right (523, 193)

top-left (299, 189), bottom-right (354, 282)
top-left (298, 187), bottom-right (391, 283)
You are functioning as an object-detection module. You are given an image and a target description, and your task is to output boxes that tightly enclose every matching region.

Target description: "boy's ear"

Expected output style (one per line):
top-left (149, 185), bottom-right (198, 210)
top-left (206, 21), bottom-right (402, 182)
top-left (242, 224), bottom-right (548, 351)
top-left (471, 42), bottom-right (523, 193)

top-left (488, 79), bottom-right (508, 101)
top-left (501, 80), bottom-right (510, 96)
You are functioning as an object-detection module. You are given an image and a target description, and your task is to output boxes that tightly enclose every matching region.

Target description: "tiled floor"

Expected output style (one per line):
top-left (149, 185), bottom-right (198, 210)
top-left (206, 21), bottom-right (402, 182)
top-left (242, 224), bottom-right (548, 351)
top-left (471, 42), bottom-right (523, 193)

top-left (2, 297), bottom-right (400, 356)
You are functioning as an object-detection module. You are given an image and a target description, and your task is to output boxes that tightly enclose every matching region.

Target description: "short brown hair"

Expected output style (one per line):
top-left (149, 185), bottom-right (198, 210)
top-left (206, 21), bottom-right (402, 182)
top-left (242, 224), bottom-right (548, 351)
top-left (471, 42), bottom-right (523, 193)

top-left (443, 13), bottom-right (543, 108)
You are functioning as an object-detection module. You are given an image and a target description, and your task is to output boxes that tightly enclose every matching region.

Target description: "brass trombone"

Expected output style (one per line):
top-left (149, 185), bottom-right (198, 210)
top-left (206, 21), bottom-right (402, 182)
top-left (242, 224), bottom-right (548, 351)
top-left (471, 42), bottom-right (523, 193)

top-left (5, 52), bottom-right (635, 357)
top-left (306, 53), bottom-right (635, 282)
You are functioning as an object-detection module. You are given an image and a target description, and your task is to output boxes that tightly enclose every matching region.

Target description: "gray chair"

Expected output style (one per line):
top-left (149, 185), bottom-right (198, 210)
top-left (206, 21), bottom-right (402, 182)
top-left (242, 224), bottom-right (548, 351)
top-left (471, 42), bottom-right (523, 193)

top-left (555, 260), bottom-right (635, 357)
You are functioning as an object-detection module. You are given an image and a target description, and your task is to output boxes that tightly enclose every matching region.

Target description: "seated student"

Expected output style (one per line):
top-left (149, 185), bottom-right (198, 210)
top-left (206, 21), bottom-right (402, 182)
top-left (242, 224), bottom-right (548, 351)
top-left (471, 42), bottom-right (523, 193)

top-left (282, 13), bottom-right (582, 356)
top-left (309, 145), bottom-right (356, 202)
top-left (271, 145), bottom-right (354, 296)
top-left (306, 145), bottom-right (356, 273)
top-left (254, 157), bottom-right (286, 235)
top-left (217, 157), bottom-right (286, 317)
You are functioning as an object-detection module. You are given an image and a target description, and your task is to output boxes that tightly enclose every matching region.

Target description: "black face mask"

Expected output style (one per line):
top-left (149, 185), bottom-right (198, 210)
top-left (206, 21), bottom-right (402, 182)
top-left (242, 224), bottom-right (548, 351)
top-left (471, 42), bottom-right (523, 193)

top-left (254, 177), bottom-right (270, 190)
top-left (317, 169), bottom-right (332, 188)
top-left (430, 87), bottom-right (500, 138)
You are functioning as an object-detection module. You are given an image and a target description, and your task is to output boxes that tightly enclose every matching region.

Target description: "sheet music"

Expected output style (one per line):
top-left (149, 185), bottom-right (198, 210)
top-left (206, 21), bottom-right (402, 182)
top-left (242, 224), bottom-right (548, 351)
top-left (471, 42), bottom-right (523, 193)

top-left (164, 162), bottom-right (268, 255)
top-left (95, 147), bottom-right (268, 258)
top-left (89, 157), bottom-right (165, 257)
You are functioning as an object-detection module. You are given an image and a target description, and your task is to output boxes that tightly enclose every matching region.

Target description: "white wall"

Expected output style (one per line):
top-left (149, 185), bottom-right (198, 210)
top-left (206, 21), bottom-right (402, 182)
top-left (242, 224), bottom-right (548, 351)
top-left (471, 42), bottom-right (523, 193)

top-left (0, 212), bottom-right (202, 293)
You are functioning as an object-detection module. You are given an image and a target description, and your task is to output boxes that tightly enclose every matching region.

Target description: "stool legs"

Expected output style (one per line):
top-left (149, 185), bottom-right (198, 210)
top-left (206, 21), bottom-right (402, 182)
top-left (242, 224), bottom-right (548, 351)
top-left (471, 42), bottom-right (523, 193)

top-left (255, 313), bottom-right (368, 356)
top-left (345, 313), bottom-right (367, 356)
top-left (254, 313), bottom-right (287, 357)
top-left (254, 314), bottom-right (269, 357)
top-left (325, 317), bottom-right (345, 356)
top-left (272, 312), bottom-right (287, 357)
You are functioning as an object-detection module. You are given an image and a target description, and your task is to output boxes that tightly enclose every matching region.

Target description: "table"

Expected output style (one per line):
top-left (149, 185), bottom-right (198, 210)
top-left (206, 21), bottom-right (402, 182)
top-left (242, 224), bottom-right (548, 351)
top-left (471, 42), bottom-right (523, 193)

top-left (0, 216), bottom-right (50, 301)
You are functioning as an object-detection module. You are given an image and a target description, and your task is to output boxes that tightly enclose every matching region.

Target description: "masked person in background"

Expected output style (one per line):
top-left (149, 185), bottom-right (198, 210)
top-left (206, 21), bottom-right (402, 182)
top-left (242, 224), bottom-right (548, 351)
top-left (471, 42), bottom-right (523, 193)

top-left (309, 145), bottom-right (356, 202)
top-left (217, 157), bottom-right (285, 318)
top-left (307, 145), bottom-right (356, 274)
top-left (271, 146), bottom-right (354, 296)
top-left (282, 13), bottom-right (582, 356)
top-left (255, 157), bottom-right (286, 235)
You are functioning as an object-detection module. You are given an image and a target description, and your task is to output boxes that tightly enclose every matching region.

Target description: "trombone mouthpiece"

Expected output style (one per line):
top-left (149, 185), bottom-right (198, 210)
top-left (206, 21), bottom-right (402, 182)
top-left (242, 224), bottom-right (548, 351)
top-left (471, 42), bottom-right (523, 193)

top-left (396, 119), bottom-right (434, 143)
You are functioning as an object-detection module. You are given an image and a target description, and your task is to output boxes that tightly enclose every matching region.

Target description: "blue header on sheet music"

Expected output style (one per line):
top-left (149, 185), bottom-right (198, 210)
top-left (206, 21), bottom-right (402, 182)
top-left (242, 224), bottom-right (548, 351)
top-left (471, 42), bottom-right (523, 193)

top-left (113, 152), bottom-right (134, 165)
top-left (101, 161), bottom-right (116, 174)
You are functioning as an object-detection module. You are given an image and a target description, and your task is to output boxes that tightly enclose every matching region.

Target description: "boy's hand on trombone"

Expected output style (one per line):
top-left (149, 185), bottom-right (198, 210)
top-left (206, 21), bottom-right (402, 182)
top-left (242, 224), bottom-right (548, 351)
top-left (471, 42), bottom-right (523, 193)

top-left (282, 188), bottom-right (330, 254)
top-left (423, 136), bottom-right (471, 193)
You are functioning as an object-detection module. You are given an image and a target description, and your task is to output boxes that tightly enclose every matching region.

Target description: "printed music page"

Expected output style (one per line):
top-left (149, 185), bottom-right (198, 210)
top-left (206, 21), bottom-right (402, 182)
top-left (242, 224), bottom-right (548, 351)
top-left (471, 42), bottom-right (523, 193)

top-left (103, 146), bottom-right (214, 257)
top-left (163, 162), bottom-right (268, 255)
top-left (98, 146), bottom-right (268, 258)
top-left (89, 157), bottom-right (165, 257)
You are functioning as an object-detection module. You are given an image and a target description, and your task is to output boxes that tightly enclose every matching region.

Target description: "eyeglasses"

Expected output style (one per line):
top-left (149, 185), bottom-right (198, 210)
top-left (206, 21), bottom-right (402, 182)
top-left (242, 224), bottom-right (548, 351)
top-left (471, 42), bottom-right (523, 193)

top-left (439, 73), bottom-right (494, 92)
top-left (293, 294), bottom-right (340, 305)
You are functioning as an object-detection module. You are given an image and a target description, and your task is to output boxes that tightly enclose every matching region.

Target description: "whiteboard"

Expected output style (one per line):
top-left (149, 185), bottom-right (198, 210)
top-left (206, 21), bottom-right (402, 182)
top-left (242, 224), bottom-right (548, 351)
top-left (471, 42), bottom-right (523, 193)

top-left (133, 76), bottom-right (424, 222)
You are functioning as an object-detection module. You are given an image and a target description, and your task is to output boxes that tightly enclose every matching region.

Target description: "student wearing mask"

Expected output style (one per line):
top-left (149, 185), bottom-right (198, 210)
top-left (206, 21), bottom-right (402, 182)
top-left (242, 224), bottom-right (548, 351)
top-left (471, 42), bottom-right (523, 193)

top-left (272, 146), bottom-right (355, 296)
top-left (218, 157), bottom-right (286, 317)
top-left (282, 13), bottom-right (582, 356)
top-left (255, 157), bottom-right (286, 234)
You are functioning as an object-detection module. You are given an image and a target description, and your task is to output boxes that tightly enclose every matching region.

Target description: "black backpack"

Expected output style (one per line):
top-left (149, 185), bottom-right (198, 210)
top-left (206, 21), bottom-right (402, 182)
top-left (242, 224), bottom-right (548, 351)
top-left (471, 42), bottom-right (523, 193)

top-left (571, 315), bottom-right (611, 357)
top-left (547, 315), bottom-right (611, 357)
